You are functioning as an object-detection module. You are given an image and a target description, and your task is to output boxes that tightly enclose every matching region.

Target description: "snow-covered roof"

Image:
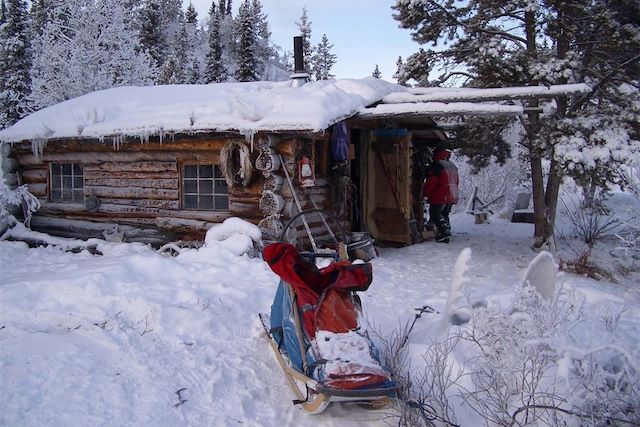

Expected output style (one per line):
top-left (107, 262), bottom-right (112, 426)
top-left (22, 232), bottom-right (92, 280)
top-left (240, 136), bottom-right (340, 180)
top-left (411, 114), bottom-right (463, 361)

top-left (0, 78), bottom-right (403, 143)
top-left (0, 80), bottom-right (592, 144)
top-left (383, 83), bottom-right (590, 104)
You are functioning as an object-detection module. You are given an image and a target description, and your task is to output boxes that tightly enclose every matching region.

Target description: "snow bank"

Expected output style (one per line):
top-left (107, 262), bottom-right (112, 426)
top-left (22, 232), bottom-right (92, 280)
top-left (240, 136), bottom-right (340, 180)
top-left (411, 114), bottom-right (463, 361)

top-left (0, 78), bottom-right (404, 143)
top-left (204, 217), bottom-right (262, 257)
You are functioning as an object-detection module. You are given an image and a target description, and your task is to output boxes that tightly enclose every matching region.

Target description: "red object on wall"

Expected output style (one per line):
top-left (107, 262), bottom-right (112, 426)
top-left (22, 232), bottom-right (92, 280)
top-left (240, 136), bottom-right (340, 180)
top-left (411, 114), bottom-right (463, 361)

top-left (298, 156), bottom-right (316, 187)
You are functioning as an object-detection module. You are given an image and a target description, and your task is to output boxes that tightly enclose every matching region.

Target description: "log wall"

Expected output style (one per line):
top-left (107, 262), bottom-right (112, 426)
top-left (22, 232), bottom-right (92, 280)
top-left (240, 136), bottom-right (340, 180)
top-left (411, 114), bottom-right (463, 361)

top-left (9, 134), bottom-right (337, 245)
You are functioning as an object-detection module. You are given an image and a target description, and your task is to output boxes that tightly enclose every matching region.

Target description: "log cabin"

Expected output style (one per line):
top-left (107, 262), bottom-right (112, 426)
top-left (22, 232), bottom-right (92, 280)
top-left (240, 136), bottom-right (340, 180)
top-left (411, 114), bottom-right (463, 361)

top-left (0, 74), bottom-right (590, 247)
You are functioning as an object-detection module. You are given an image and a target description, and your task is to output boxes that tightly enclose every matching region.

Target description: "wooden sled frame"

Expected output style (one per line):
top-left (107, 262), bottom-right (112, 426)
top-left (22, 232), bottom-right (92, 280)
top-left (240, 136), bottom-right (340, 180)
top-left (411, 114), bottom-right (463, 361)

top-left (259, 313), bottom-right (396, 414)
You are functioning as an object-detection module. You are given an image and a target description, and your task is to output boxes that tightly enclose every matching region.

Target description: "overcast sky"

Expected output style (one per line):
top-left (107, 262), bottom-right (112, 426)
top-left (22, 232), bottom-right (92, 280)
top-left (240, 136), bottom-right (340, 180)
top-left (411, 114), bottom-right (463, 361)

top-left (188, 0), bottom-right (421, 80)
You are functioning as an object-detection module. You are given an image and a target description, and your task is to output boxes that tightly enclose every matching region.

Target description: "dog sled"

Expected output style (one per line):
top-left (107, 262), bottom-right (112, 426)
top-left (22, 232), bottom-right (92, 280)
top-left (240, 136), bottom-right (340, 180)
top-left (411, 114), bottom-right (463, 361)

top-left (260, 242), bottom-right (398, 414)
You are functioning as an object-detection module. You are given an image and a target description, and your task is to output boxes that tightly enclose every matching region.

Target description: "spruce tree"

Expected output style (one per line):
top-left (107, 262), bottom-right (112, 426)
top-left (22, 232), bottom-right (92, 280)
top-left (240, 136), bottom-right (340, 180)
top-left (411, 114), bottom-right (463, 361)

top-left (393, 56), bottom-right (408, 85)
top-left (28, 0), bottom-right (46, 35)
top-left (225, 0), bottom-right (232, 16)
top-left (138, 0), bottom-right (165, 68)
top-left (205, 6), bottom-right (227, 82)
top-left (372, 65), bottom-right (381, 79)
top-left (0, 0), bottom-right (6, 23)
top-left (184, 2), bottom-right (201, 83)
top-left (185, 2), bottom-right (197, 24)
top-left (295, 7), bottom-right (313, 75)
top-left (311, 34), bottom-right (336, 80)
top-left (234, 0), bottom-right (258, 82)
top-left (0, 0), bottom-right (31, 128)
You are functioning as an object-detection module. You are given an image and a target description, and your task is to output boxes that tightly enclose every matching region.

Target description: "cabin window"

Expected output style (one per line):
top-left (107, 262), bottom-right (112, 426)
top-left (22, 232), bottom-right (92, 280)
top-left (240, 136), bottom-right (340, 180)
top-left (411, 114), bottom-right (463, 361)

top-left (50, 162), bottom-right (84, 202)
top-left (182, 164), bottom-right (229, 210)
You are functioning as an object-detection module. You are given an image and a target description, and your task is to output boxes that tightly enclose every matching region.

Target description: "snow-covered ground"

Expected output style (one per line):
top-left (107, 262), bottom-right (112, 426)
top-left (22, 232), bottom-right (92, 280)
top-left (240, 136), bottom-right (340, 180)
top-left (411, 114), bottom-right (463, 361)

top-left (1, 212), bottom-right (639, 426)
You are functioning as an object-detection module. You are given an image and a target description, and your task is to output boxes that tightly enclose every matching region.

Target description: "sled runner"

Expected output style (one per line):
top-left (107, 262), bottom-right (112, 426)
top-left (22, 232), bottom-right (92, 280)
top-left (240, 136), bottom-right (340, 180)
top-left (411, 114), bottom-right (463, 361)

top-left (260, 243), bottom-right (399, 414)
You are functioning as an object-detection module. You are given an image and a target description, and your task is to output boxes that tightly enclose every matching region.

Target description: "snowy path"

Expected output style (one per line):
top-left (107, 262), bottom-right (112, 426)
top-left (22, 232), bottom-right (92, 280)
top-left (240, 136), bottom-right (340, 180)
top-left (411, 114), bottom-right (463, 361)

top-left (1, 215), bottom-right (638, 426)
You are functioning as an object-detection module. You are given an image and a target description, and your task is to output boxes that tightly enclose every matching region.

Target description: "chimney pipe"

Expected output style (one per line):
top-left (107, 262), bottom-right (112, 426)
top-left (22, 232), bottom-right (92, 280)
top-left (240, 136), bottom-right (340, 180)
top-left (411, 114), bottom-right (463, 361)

top-left (293, 36), bottom-right (304, 73)
top-left (290, 36), bottom-right (309, 87)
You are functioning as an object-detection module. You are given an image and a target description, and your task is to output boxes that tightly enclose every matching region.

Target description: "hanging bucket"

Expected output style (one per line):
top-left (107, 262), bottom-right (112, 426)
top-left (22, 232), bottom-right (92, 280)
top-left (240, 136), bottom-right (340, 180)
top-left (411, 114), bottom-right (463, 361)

top-left (347, 234), bottom-right (377, 262)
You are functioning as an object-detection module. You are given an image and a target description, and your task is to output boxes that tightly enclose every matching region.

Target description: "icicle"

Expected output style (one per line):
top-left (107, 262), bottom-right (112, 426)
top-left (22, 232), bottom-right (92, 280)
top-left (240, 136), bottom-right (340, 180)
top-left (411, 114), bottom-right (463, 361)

top-left (139, 132), bottom-right (150, 144)
top-left (242, 130), bottom-right (256, 152)
top-left (30, 139), bottom-right (47, 159)
top-left (111, 134), bottom-right (125, 151)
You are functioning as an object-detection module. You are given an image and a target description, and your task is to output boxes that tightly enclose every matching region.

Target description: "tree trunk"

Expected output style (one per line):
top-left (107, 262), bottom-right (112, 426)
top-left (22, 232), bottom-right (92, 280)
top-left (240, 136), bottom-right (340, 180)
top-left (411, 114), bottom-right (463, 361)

top-left (530, 152), bottom-right (547, 238)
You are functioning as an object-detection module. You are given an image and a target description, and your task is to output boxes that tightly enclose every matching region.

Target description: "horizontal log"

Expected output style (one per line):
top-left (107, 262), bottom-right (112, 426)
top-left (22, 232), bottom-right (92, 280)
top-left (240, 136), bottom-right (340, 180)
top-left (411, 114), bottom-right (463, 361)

top-left (17, 151), bottom-right (221, 166)
top-left (87, 185), bottom-right (179, 200)
top-left (84, 161), bottom-right (177, 173)
top-left (97, 198), bottom-right (180, 210)
top-left (26, 183), bottom-right (47, 197)
top-left (40, 202), bottom-right (232, 223)
top-left (84, 170), bottom-right (178, 180)
top-left (229, 180), bottom-right (264, 198)
top-left (84, 178), bottom-right (179, 190)
top-left (41, 138), bottom-right (230, 153)
top-left (29, 215), bottom-right (175, 245)
top-left (229, 202), bottom-right (263, 220)
top-left (20, 168), bottom-right (48, 183)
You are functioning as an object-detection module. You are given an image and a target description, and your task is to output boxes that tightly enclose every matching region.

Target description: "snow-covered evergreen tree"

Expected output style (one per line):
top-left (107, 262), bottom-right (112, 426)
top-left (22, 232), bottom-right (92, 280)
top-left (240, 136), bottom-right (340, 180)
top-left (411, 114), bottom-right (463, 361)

top-left (138, 0), bottom-right (166, 69)
top-left (393, 56), bottom-right (408, 86)
top-left (28, 0), bottom-right (46, 36)
top-left (295, 6), bottom-right (313, 75)
top-left (311, 34), bottom-right (336, 80)
top-left (183, 2), bottom-right (201, 83)
top-left (234, 0), bottom-right (259, 82)
top-left (204, 4), bottom-right (227, 82)
top-left (393, 0), bottom-right (640, 243)
top-left (372, 64), bottom-right (381, 79)
top-left (0, 0), bottom-right (31, 128)
top-left (30, 0), bottom-right (156, 108)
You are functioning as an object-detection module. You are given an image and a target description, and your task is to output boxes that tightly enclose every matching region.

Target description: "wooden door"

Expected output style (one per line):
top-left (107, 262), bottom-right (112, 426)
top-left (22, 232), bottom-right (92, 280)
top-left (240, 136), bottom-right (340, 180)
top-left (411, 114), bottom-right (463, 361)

top-left (364, 130), bottom-right (414, 244)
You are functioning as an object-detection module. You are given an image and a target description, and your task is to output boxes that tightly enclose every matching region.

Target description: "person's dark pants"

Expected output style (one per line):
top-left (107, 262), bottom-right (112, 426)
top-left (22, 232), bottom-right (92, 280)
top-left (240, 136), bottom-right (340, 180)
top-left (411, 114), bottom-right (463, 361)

top-left (429, 204), bottom-right (452, 240)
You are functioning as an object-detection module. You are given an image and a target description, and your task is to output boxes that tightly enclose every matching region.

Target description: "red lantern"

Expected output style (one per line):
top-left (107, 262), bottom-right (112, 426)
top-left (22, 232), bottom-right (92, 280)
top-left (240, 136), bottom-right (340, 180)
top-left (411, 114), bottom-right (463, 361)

top-left (298, 156), bottom-right (316, 187)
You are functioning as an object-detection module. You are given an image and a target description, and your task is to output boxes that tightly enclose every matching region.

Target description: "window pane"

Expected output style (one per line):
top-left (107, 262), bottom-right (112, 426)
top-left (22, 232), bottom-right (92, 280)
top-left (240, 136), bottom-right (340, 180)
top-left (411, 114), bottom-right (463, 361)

top-left (199, 164), bottom-right (213, 178)
top-left (215, 180), bottom-right (228, 194)
top-left (199, 195), bottom-right (213, 209)
top-left (51, 188), bottom-right (61, 201)
top-left (200, 180), bottom-right (213, 194)
top-left (62, 164), bottom-right (72, 175)
top-left (184, 164), bottom-right (197, 178)
top-left (215, 195), bottom-right (229, 210)
top-left (184, 195), bottom-right (197, 208)
top-left (52, 177), bottom-right (61, 189)
top-left (214, 166), bottom-right (224, 178)
top-left (63, 177), bottom-right (72, 188)
top-left (184, 180), bottom-right (198, 194)
top-left (73, 190), bottom-right (84, 201)
top-left (74, 177), bottom-right (83, 189)
top-left (73, 164), bottom-right (83, 175)
top-left (62, 189), bottom-right (72, 201)
top-left (51, 163), bottom-right (61, 177)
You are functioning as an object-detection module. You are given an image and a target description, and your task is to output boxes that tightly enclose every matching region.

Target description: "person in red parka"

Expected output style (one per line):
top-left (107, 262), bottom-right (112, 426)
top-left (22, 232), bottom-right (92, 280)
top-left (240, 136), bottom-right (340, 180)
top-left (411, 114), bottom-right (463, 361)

top-left (423, 148), bottom-right (459, 243)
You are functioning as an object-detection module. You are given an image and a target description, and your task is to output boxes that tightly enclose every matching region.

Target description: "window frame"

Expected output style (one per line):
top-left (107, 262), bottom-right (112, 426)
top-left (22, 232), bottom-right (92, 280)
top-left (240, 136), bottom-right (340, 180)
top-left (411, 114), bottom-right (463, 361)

top-left (49, 162), bottom-right (84, 203)
top-left (180, 162), bottom-right (229, 211)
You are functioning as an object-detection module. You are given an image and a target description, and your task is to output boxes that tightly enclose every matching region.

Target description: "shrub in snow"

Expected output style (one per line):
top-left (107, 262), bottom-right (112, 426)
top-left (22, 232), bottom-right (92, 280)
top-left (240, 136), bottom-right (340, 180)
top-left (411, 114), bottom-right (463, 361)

top-left (381, 249), bottom-right (639, 426)
top-left (204, 217), bottom-right (262, 257)
top-left (0, 166), bottom-right (40, 235)
top-left (559, 192), bottom-right (619, 246)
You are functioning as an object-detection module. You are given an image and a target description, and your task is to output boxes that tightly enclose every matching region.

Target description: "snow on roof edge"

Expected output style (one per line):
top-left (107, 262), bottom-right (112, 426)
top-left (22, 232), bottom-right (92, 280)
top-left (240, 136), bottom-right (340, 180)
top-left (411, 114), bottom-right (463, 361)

top-left (0, 78), bottom-right (405, 144)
